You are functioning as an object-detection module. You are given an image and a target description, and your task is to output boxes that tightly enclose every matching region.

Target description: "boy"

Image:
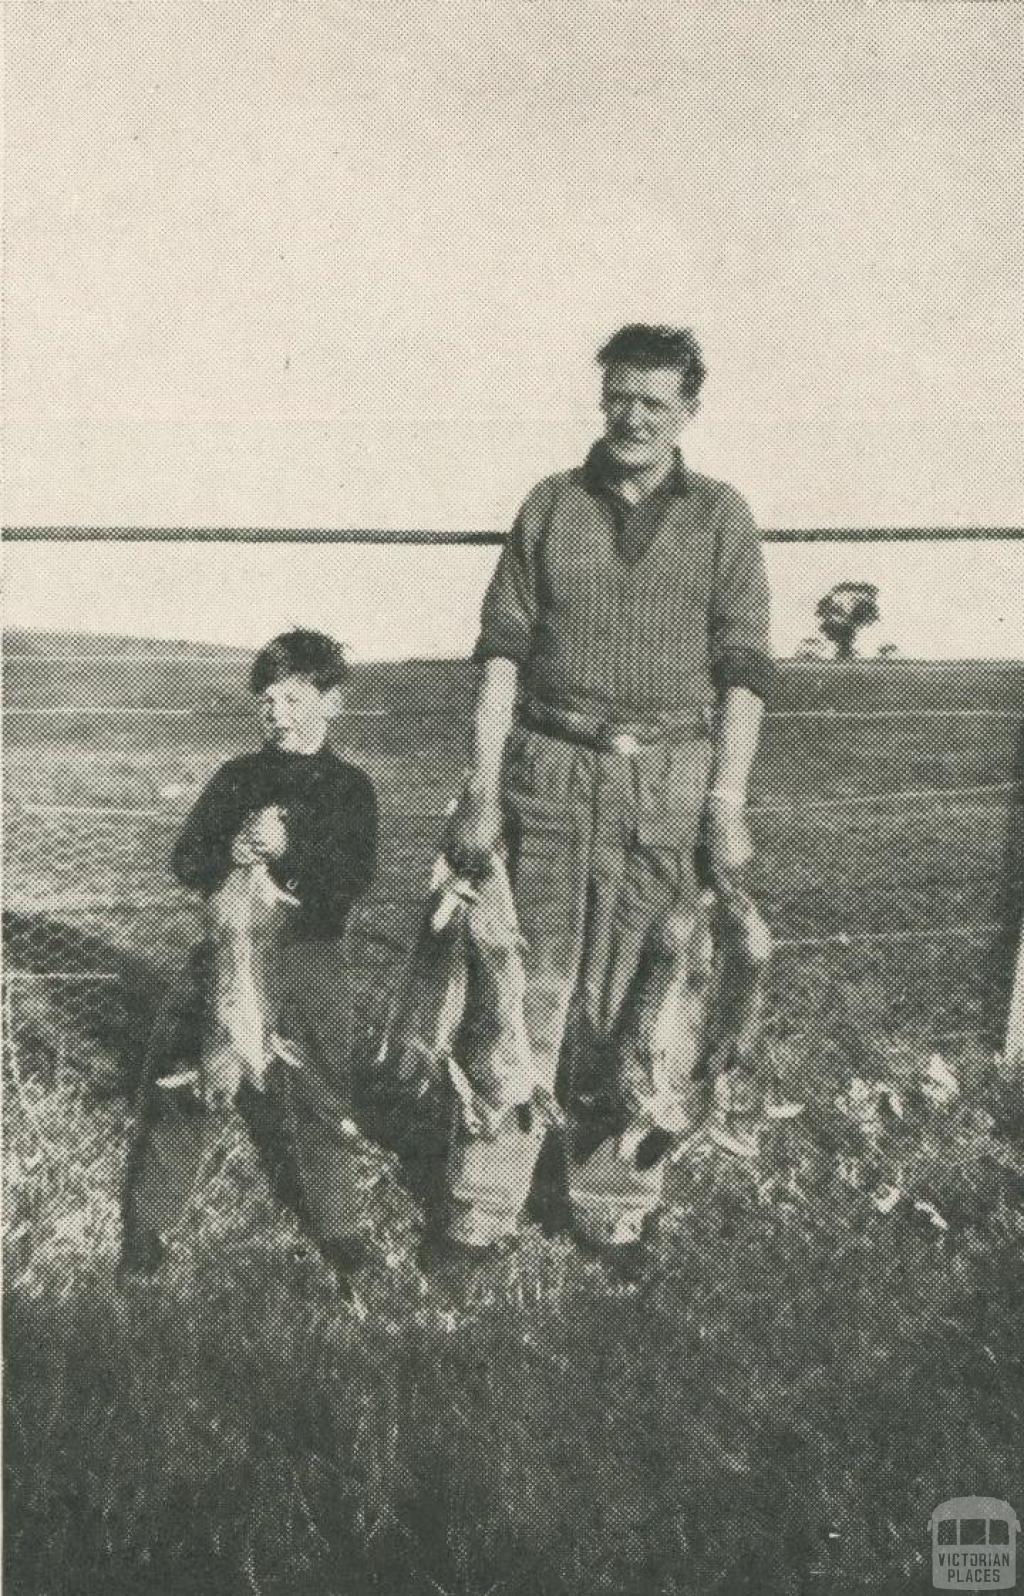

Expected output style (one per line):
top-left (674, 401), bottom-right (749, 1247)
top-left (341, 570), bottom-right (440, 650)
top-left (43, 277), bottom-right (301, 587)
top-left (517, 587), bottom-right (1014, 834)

top-left (120, 629), bottom-right (379, 1296)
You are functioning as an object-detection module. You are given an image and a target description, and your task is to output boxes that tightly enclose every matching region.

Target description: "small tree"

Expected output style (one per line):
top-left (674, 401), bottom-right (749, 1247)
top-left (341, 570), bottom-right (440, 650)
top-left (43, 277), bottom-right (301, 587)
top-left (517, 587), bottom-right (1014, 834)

top-left (795, 635), bottom-right (828, 661)
top-left (815, 581), bottom-right (880, 660)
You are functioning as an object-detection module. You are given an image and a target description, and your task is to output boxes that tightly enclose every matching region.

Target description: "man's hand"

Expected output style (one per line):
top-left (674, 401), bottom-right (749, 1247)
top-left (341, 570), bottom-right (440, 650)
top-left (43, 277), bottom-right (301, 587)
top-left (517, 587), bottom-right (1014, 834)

top-left (703, 789), bottom-right (754, 887)
top-left (444, 775), bottom-right (504, 875)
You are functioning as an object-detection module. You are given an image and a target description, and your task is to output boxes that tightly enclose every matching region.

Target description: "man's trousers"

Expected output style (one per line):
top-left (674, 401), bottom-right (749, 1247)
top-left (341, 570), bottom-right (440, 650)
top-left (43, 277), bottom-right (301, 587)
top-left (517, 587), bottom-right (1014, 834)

top-left (444, 722), bottom-right (714, 1249)
top-left (123, 938), bottom-right (363, 1251)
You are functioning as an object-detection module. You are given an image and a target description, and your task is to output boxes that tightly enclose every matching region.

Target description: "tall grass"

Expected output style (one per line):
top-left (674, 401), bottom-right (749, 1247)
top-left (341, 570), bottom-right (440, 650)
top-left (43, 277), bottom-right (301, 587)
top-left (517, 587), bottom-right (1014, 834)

top-left (6, 647), bottom-right (1024, 1592)
top-left (5, 995), bottom-right (1024, 1596)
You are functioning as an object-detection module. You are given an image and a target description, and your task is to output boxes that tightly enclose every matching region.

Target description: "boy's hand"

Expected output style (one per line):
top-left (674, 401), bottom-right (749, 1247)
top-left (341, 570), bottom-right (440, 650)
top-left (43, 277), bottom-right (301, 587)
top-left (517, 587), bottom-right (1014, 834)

top-left (246, 805), bottom-right (289, 860)
top-left (230, 833), bottom-right (260, 867)
top-left (231, 806), bottom-right (288, 866)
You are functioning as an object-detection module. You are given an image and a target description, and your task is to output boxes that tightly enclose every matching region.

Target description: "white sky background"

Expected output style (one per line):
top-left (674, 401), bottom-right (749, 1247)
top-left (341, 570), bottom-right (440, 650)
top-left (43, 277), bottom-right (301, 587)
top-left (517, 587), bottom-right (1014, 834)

top-left (3, 2), bottom-right (1022, 658)
top-left (5, 538), bottom-right (1023, 659)
top-left (4, 1), bottom-right (1023, 532)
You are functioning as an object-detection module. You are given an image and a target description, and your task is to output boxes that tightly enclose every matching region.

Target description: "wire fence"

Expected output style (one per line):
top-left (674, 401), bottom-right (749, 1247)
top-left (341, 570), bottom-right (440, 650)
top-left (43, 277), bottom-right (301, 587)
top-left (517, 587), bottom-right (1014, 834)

top-left (4, 648), bottom-right (1024, 1080)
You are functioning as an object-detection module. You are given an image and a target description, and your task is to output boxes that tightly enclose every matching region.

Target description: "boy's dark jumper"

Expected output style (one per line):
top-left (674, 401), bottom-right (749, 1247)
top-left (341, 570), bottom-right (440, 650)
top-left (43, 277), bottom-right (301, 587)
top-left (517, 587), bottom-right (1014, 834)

top-left (172, 742), bottom-right (377, 938)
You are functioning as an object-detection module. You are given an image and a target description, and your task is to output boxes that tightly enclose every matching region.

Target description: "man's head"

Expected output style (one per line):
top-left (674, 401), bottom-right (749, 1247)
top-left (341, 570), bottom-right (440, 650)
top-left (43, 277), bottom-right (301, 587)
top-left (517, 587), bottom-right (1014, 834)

top-left (597, 324), bottom-right (706, 476)
top-left (249, 628), bottom-right (349, 754)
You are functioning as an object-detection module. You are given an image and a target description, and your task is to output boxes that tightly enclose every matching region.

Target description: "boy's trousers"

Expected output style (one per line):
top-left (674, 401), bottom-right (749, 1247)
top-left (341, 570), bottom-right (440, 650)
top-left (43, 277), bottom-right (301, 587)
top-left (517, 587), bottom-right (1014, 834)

top-left (123, 938), bottom-right (362, 1248)
top-left (445, 720), bottom-right (714, 1249)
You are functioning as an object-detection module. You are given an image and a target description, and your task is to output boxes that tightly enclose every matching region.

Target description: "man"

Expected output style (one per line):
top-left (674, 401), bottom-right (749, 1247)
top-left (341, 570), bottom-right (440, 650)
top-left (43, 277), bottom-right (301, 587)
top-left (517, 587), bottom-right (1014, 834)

top-left (444, 323), bottom-right (774, 1254)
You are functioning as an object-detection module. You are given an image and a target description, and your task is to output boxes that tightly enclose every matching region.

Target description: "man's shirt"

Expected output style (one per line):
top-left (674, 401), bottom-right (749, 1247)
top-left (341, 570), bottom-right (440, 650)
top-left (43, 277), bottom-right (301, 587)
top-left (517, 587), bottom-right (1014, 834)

top-left (475, 443), bottom-right (775, 718)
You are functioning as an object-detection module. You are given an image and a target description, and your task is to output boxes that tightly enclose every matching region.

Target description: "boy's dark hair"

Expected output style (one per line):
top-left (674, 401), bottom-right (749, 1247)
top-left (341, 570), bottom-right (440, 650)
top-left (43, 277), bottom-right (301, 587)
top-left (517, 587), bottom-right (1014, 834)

top-left (249, 628), bottom-right (350, 694)
top-left (596, 323), bottom-right (706, 403)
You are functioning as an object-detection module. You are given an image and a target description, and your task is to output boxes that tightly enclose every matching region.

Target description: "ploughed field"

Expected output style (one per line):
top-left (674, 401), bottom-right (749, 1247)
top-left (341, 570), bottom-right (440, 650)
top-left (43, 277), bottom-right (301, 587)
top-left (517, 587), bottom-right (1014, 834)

top-left (4, 633), bottom-right (1024, 1596)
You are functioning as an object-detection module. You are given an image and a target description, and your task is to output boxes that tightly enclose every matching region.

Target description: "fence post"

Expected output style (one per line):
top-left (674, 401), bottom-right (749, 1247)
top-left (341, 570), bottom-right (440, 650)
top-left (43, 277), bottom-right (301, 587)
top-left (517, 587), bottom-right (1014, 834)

top-left (1005, 912), bottom-right (1024, 1075)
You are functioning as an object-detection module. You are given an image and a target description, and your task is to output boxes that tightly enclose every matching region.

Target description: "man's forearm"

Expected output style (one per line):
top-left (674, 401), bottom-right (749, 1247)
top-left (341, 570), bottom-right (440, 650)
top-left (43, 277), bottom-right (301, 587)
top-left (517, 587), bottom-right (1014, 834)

top-left (709, 686), bottom-right (764, 804)
top-left (469, 656), bottom-right (519, 794)
top-left (443, 656), bottom-right (519, 867)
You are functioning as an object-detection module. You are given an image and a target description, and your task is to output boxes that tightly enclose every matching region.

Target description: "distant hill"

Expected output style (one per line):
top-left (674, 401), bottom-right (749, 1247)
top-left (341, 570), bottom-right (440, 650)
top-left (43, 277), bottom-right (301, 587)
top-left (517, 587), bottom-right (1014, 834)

top-left (4, 628), bottom-right (1022, 717)
top-left (1, 630), bottom-right (478, 717)
top-left (2, 630), bottom-right (253, 663)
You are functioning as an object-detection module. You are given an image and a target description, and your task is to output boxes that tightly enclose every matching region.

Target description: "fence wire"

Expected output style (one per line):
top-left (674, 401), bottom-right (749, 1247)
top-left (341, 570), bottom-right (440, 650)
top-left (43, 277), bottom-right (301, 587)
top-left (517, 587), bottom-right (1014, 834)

top-left (4, 651), bottom-right (1023, 1081)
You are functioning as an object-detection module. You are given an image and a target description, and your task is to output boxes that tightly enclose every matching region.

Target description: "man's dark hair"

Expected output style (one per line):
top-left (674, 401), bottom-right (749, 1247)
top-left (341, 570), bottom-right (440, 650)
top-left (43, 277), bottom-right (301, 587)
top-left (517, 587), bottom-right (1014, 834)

top-left (249, 628), bottom-right (350, 693)
top-left (596, 324), bottom-right (706, 402)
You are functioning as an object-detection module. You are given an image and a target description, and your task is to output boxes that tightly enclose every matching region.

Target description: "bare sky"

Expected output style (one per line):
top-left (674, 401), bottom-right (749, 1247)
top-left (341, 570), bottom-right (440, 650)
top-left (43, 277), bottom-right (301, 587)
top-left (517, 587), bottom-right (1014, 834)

top-left (5, 1), bottom-right (1023, 532)
top-left (6, 537), bottom-right (1024, 660)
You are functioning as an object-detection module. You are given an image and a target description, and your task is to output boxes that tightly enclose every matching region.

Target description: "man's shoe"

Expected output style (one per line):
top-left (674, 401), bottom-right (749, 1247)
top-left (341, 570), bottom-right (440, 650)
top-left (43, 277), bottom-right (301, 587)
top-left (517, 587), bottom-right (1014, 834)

top-left (419, 1227), bottom-right (519, 1305)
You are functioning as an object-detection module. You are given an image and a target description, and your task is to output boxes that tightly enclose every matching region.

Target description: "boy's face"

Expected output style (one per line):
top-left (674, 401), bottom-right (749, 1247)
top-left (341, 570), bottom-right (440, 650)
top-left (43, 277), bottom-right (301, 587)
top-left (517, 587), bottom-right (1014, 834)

top-left (256, 675), bottom-right (340, 754)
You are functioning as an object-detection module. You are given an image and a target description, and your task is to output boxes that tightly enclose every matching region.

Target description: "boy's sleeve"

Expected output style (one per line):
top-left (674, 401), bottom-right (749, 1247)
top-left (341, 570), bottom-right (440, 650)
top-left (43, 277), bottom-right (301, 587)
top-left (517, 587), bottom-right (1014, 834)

top-left (278, 767), bottom-right (379, 933)
top-left (171, 763), bottom-right (250, 893)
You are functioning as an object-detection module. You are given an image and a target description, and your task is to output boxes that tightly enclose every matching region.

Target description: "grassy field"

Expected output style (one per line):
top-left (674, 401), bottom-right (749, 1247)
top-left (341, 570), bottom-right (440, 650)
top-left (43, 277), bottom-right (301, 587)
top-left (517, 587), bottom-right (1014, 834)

top-left (5, 636), bottom-right (1024, 1594)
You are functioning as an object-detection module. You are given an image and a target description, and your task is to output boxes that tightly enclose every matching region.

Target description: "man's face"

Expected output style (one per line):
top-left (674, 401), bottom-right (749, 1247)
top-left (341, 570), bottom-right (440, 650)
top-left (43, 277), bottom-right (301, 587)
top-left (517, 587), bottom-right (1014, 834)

top-left (600, 362), bottom-right (695, 474)
top-left (256, 674), bottom-right (339, 754)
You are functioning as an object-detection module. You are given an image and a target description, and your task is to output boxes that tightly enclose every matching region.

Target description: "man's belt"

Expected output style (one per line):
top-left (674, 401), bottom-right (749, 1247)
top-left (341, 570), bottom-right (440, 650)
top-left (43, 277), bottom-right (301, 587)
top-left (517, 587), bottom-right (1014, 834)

top-left (519, 698), bottom-right (712, 755)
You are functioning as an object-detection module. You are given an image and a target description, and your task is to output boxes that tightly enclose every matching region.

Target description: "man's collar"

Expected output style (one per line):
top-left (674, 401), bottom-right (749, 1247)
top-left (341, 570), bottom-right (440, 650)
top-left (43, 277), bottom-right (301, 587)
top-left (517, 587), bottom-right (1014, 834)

top-left (581, 440), bottom-right (690, 499)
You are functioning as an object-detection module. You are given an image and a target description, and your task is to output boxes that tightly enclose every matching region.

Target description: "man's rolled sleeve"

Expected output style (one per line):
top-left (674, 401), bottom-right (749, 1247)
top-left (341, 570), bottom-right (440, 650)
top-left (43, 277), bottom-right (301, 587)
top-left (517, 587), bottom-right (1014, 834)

top-left (472, 481), bottom-right (553, 665)
top-left (709, 487), bottom-right (776, 702)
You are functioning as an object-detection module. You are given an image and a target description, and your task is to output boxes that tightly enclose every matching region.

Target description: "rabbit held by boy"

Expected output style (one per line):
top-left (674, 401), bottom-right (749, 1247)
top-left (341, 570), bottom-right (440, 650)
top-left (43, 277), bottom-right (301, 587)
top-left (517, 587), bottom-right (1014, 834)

top-left (202, 809), bottom-right (298, 1103)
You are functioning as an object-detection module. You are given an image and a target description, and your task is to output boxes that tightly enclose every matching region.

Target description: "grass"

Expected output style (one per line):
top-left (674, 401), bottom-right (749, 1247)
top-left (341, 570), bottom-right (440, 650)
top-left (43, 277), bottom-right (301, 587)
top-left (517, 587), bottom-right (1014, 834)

top-left (5, 642), bottom-right (1024, 1593)
top-left (5, 992), bottom-right (1024, 1596)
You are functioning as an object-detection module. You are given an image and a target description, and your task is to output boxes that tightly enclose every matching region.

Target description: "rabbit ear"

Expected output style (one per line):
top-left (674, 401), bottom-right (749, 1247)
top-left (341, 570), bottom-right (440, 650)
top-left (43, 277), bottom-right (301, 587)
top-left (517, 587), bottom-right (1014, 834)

top-left (447, 1055), bottom-right (488, 1136)
top-left (269, 1033), bottom-right (309, 1072)
top-left (446, 1057), bottom-right (504, 1139)
top-left (431, 886), bottom-right (476, 933)
top-left (615, 1124), bottom-right (646, 1165)
top-left (429, 854), bottom-right (454, 891)
top-left (530, 1083), bottom-right (565, 1130)
top-left (155, 1068), bottom-right (199, 1091)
